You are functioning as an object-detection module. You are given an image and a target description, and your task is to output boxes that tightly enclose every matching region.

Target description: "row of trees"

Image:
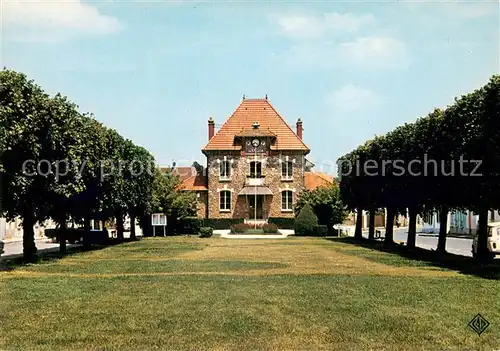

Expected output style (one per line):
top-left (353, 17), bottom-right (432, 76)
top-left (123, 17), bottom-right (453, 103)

top-left (338, 75), bottom-right (500, 261)
top-left (1, 69), bottom-right (195, 261)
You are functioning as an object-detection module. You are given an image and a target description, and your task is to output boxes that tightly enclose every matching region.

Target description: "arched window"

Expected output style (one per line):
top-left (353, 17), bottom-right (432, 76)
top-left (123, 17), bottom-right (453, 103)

top-left (281, 190), bottom-right (293, 211)
top-left (282, 160), bottom-right (293, 179)
top-left (219, 160), bottom-right (231, 180)
top-left (219, 190), bottom-right (231, 211)
top-left (249, 161), bottom-right (262, 178)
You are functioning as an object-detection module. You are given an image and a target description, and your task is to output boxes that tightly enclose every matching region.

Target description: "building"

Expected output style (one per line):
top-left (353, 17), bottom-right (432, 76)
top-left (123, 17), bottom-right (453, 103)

top-left (422, 209), bottom-right (500, 236)
top-left (179, 96), bottom-right (335, 222)
top-left (421, 212), bottom-right (450, 234)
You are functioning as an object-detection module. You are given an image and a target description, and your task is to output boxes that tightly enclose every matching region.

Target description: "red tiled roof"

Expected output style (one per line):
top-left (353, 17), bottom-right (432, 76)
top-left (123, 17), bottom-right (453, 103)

top-left (160, 166), bottom-right (197, 181)
top-left (304, 172), bottom-right (336, 190)
top-left (180, 174), bottom-right (208, 191)
top-left (203, 98), bottom-right (309, 153)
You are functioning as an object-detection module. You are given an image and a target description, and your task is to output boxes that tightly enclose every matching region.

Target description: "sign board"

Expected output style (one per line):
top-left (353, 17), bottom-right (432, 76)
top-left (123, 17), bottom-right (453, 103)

top-left (151, 213), bottom-right (167, 226)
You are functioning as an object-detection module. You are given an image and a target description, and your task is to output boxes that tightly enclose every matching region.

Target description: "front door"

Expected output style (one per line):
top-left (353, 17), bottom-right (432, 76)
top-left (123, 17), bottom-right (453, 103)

top-left (248, 196), bottom-right (264, 220)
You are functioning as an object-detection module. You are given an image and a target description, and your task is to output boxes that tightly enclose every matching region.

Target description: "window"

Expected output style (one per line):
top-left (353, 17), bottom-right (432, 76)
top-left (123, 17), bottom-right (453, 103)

top-left (220, 190), bottom-right (231, 211)
top-left (90, 220), bottom-right (101, 231)
top-left (220, 160), bottom-right (231, 180)
top-left (249, 161), bottom-right (262, 178)
top-left (281, 190), bottom-right (293, 211)
top-left (282, 160), bottom-right (293, 179)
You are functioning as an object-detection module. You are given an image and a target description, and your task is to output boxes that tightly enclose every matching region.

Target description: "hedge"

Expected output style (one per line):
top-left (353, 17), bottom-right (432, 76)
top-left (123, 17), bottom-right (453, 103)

top-left (268, 217), bottom-right (295, 229)
top-left (314, 225), bottom-right (328, 237)
top-left (203, 218), bottom-right (244, 229)
top-left (45, 228), bottom-right (109, 244)
top-left (177, 216), bottom-right (203, 234)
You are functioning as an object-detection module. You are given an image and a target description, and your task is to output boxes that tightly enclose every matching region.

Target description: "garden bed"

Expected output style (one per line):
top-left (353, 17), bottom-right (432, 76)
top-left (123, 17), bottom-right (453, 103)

top-left (229, 229), bottom-right (280, 235)
top-left (230, 223), bottom-right (279, 235)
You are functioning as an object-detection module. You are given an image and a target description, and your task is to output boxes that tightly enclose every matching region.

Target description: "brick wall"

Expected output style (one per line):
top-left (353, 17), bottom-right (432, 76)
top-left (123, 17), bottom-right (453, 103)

top-left (206, 151), bottom-right (306, 219)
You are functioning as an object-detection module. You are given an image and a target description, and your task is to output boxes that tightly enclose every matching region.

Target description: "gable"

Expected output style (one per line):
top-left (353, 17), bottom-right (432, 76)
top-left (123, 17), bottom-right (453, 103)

top-left (202, 98), bottom-right (309, 153)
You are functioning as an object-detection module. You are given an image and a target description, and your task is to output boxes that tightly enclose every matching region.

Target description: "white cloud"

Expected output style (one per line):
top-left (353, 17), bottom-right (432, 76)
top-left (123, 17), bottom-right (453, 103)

top-left (271, 11), bottom-right (410, 70)
top-left (273, 35), bottom-right (410, 70)
top-left (338, 36), bottom-right (412, 69)
top-left (327, 85), bottom-right (384, 112)
top-left (4, 0), bottom-right (122, 42)
top-left (273, 12), bottom-right (376, 39)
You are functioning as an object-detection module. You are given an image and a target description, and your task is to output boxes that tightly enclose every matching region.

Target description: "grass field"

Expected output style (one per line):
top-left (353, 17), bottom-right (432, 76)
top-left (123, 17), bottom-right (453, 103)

top-left (1, 237), bottom-right (499, 350)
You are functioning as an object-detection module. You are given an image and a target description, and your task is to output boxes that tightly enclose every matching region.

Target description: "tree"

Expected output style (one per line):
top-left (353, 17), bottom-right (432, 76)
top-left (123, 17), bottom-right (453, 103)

top-left (151, 169), bottom-right (196, 234)
top-left (0, 70), bottom-right (52, 260)
top-left (294, 203), bottom-right (319, 236)
top-left (125, 145), bottom-right (156, 240)
top-left (294, 185), bottom-right (348, 232)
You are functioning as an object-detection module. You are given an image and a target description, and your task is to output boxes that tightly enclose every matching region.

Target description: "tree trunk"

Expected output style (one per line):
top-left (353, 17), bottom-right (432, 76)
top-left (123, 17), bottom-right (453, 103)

top-left (368, 208), bottom-right (375, 241)
top-left (130, 214), bottom-right (136, 240)
top-left (384, 207), bottom-right (396, 246)
top-left (83, 215), bottom-right (91, 248)
top-left (59, 219), bottom-right (67, 254)
top-left (354, 208), bottom-right (363, 240)
top-left (407, 207), bottom-right (418, 250)
top-left (476, 208), bottom-right (490, 261)
top-left (116, 214), bottom-right (124, 241)
top-left (436, 206), bottom-right (448, 254)
top-left (22, 214), bottom-right (37, 262)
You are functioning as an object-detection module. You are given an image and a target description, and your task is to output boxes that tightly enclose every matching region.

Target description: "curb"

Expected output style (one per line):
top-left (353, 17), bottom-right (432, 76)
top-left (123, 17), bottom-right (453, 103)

top-left (2, 238), bottom-right (49, 244)
top-left (417, 233), bottom-right (473, 239)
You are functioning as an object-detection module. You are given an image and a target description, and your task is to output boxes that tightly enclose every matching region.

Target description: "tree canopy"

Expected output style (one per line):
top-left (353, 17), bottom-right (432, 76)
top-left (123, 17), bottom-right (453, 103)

top-left (337, 75), bottom-right (500, 260)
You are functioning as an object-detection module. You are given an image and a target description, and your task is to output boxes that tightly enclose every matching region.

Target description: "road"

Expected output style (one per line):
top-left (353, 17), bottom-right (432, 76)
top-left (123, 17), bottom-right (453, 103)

top-left (1, 229), bottom-right (143, 259)
top-left (1, 239), bottom-right (78, 258)
top-left (363, 228), bottom-right (473, 257)
top-left (2, 229), bottom-right (473, 258)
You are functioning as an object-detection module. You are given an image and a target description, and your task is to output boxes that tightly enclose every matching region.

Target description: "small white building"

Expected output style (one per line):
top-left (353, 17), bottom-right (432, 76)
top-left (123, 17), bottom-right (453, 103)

top-left (421, 211), bottom-right (451, 234)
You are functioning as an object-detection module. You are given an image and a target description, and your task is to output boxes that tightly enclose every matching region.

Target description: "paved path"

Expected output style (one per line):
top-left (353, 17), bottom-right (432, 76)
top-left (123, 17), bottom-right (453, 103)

top-left (1, 239), bottom-right (78, 258)
top-left (363, 228), bottom-right (473, 257)
top-left (2, 229), bottom-right (143, 259)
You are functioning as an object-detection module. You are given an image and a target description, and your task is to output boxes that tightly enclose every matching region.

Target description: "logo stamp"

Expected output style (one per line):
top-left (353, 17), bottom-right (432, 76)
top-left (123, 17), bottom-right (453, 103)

top-left (468, 314), bottom-right (490, 336)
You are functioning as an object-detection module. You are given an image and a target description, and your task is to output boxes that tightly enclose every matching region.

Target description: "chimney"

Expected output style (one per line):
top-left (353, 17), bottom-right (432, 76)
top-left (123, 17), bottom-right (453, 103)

top-left (208, 117), bottom-right (215, 140)
top-left (296, 118), bottom-right (303, 139)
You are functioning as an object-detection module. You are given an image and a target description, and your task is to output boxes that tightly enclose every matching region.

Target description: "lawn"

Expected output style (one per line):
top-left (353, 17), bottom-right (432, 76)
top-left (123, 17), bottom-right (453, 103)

top-left (0, 237), bottom-right (499, 350)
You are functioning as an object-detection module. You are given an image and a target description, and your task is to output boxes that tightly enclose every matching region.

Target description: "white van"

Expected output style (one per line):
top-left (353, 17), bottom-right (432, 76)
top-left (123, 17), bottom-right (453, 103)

top-left (472, 221), bottom-right (500, 259)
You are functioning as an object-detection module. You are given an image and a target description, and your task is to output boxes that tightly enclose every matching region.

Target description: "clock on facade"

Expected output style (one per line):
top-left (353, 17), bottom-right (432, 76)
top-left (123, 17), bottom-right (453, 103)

top-left (251, 138), bottom-right (261, 147)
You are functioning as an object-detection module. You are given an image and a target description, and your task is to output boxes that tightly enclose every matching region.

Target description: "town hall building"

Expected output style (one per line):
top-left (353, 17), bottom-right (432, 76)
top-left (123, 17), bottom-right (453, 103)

top-left (176, 96), bottom-right (335, 222)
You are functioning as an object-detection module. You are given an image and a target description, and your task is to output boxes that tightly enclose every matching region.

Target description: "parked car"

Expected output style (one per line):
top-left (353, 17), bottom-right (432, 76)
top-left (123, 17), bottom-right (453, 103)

top-left (472, 221), bottom-right (500, 260)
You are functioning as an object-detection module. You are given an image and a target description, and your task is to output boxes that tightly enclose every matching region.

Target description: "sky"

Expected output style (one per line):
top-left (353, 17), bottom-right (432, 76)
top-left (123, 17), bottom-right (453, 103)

top-left (2, 0), bottom-right (499, 174)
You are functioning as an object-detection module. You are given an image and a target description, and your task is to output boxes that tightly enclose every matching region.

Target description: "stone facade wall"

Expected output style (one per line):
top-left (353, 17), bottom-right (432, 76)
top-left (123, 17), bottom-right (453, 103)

top-left (195, 191), bottom-right (208, 218)
top-left (206, 151), bottom-right (306, 219)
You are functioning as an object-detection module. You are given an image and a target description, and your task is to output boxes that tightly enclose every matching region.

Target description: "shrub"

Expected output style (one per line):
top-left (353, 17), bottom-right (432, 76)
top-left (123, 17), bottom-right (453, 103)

top-left (294, 204), bottom-right (319, 236)
top-left (314, 225), bottom-right (328, 237)
top-left (199, 227), bottom-right (213, 238)
top-left (230, 223), bottom-right (250, 233)
top-left (262, 223), bottom-right (279, 233)
top-left (203, 218), bottom-right (243, 229)
top-left (268, 217), bottom-right (295, 229)
top-left (82, 230), bottom-right (110, 245)
top-left (178, 216), bottom-right (202, 234)
top-left (44, 228), bottom-right (58, 241)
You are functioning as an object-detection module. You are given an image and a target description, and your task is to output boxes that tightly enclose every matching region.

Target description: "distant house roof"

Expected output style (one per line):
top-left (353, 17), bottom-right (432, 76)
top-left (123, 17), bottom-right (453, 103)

top-left (304, 172), bottom-right (336, 190)
top-left (202, 98), bottom-right (309, 153)
top-left (159, 166), bottom-right (197, 181)
top-left (180, 174), bottom-right (208, 191)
